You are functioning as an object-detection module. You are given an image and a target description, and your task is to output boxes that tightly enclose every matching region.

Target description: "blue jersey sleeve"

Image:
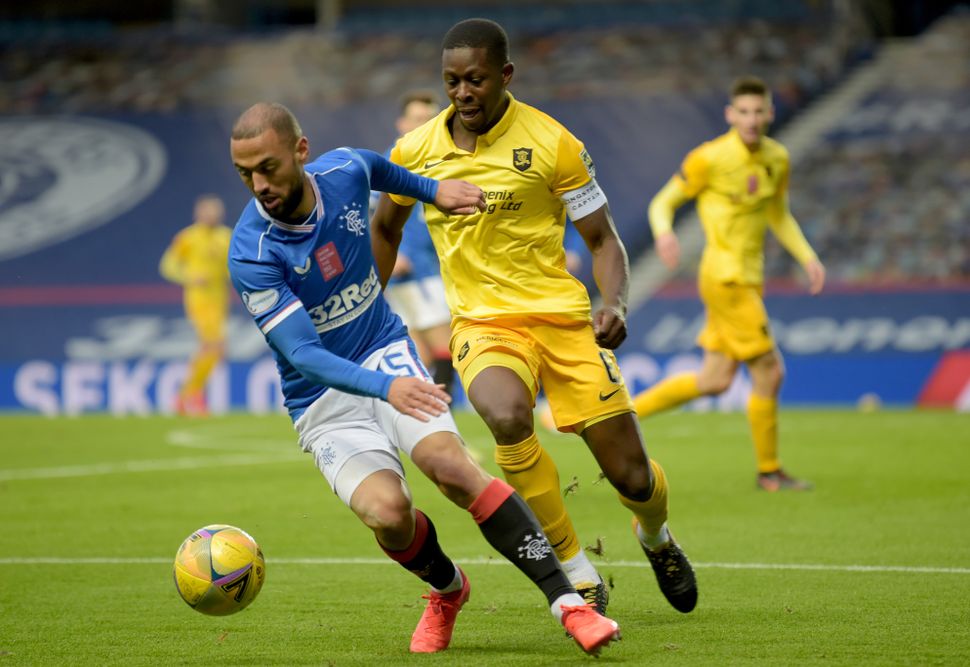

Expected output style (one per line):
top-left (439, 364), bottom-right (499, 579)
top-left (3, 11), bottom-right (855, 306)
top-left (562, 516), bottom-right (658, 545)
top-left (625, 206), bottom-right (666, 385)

top-left (266, 310), bottom-right (394, 400)
top-left (229, 252), bottom-right (393, 400)
top-left (351, 148), bottom-right (439, 203)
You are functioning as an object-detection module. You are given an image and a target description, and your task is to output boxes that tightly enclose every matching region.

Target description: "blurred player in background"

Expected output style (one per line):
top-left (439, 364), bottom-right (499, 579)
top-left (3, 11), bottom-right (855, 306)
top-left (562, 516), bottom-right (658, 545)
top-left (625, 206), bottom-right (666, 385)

top-left (159, 194), bottom-right (232, 416)
top-left (372, 18), bottom-right (697, 616)
top-left (634, 75), bottom-right (826, 491)
top-left (227, 102), bottom-right (619, 655)
top-left (380, 90), bottom-right (455, 393)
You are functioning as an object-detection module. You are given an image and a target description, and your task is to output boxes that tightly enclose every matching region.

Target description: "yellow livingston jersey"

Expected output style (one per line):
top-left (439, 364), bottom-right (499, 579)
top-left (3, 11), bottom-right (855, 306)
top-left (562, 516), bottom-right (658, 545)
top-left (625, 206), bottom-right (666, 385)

top-left (650, 128), bottom-right (817, 285)
top-left (388, 94), bottom-right (605, 322)
top-left (159, 223), bottom-right (233, 307)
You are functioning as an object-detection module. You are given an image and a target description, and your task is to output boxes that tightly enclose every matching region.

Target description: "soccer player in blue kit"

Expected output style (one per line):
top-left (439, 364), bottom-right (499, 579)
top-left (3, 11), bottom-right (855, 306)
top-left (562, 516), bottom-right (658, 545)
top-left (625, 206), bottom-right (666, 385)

top-left (227, 102), bottom-right (620, 656)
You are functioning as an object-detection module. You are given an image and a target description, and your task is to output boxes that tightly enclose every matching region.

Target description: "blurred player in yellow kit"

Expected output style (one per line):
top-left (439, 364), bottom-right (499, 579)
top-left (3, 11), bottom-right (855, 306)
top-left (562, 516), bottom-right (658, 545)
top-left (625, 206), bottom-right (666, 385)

top-left (159, 195), bottom-right (232, 416)
top-left (634, 76), bottom-right (826, 491)
top-left (372, 18), bottom-right (697, 616)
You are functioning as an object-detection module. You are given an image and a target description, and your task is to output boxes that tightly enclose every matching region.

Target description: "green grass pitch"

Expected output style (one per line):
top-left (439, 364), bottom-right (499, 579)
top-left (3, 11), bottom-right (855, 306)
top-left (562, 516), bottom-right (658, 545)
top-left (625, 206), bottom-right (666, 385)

top-left (1, 409), bottom-right (968, 665)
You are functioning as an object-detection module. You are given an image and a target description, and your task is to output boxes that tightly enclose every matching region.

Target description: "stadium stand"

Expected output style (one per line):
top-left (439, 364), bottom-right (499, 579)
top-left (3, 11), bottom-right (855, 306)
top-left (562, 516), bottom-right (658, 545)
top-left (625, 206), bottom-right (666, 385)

top-left (765, 11), bottom-right (970, 285)
top-left (0, 1), bottom-right (966, 414)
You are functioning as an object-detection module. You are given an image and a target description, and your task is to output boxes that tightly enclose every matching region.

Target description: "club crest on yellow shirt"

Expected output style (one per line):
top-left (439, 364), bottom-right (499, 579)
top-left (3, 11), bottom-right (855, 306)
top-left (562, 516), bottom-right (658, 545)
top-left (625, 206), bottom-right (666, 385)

top-left (512, 147), bottom-right (533, 171)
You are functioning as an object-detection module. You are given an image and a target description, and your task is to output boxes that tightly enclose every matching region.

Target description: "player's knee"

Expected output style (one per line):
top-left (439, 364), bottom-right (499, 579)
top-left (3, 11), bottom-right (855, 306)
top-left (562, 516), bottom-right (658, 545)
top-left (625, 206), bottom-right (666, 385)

top-left (752, 356), bottom-right (785, 395)
top-left (426, 450), bottom-right (484, 503)
top-left (480, 401), bottom-right (533, 444)
top-left (597, 449), bottom-right (652, 501)
top-left (699, 372), bottom-right (733, 395)
top-left (770, 363), bottom-right (785, 391)
top-left (357, 492), bottom-right (413, 535)
top-left (612, 459), bottom-right (652, 501)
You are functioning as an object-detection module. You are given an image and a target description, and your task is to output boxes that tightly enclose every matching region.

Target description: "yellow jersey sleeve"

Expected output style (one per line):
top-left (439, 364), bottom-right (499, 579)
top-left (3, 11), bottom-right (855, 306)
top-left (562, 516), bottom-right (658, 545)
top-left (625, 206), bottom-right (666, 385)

top-left (159, 230), bottom-right (190, 285)
top-left (550, 128), bottom-right (593, 196)
top-left (648, 176), bottom-right (691, 237)
top-left (677, 145), bottom-right (710, 198)
top-left (768, 158), bottom-right (817, 266)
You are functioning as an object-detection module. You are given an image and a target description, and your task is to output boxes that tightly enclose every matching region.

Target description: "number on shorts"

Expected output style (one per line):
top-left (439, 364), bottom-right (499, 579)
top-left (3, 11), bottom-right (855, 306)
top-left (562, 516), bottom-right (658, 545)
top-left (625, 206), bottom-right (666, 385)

top-left (381, 351), bottom-right (419, 378)
top-left (598, 351), bottom-right (621, 384)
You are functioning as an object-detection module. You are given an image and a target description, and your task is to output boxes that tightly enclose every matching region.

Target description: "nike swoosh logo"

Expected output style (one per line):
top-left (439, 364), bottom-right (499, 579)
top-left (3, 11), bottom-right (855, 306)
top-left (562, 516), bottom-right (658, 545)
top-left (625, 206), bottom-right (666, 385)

top-left (599, 388), bottom-right (621, 401)
top-left (293, 258), bottom-right (311, 275)
top-left (424, 159), bottom-right (445, 169)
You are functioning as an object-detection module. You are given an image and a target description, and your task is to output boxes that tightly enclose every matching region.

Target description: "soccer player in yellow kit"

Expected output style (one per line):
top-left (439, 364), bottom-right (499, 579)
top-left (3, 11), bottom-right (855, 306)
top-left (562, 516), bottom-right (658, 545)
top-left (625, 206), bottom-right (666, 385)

top-left (633, 76), bottom-right (826, 491)
top-left (372, 18), bottom-right (697, 616)
top-left (159, 195), bottom-right (233, 416)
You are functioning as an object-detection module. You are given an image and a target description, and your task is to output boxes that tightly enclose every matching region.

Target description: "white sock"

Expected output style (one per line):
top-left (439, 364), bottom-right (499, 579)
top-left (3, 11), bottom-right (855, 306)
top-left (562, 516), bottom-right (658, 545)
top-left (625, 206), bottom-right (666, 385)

top-left (432, 565), bottom-right (463, 594)
top-left (559, 551), bottom-right (602, 587)
top-left (636, 521), bottom-right (671, 551)
top-left (550, 593), bottom-right (586, 623)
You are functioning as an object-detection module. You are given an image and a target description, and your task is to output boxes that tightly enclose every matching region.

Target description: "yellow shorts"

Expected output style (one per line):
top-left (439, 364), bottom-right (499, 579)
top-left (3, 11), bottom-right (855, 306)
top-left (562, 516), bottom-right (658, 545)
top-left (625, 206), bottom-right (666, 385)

top-left (697, 274), bottom-right (775, 361)
top-left (185, 299), bottom-right (227, 344)
top-left (451, 317), bottom-right (633, 433)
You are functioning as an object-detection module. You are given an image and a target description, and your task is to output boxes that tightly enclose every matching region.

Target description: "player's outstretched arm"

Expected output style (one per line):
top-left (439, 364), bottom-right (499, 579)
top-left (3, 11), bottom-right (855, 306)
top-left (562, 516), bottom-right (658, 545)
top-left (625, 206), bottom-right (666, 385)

top-left (386, 376), bottom-right (451, 422)
top-left (654, 232), bottom-right (680, 270)
top-left (433, 179), bottom-right (486, 215)
top-left (803, 258), bottom-right (826, 295)
top-left (574, 205), bottom-right (630, 349)
top-left (648, 176), bottom-right (691, 270)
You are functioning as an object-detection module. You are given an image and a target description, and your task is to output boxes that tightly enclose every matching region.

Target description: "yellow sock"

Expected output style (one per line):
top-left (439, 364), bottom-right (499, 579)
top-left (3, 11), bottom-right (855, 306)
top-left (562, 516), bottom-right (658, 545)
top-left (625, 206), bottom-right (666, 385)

top-left (633, 373), bottom-right (702, 417)
top-left (748, 394), bottom-right (780, 473)
top-left (182, 349), bottom-right (220, 396)
top-left (619, 458), bottom-right (668, 538)
top-left (494, 433), bottom-right (582, 562)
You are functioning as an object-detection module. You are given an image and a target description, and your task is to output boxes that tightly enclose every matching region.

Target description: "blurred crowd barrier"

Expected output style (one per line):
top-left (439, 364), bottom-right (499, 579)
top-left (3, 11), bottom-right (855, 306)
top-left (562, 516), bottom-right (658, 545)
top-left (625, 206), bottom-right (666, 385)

top-left (0, 8), bottom-right (863, 117)
top-left (0, 5), bottom-right (967, 413)
top-left (765, 12), bottom-right (970, 286)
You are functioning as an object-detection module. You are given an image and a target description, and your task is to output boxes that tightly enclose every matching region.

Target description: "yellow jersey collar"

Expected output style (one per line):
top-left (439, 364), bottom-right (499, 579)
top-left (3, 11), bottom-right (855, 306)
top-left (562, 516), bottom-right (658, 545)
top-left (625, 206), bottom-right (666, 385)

top-left (479, 92), bottom-right (519, 145)
top-left (440, 92), bottom-right (519, 151)
top-left (729, 127), bottom-right (764, 158)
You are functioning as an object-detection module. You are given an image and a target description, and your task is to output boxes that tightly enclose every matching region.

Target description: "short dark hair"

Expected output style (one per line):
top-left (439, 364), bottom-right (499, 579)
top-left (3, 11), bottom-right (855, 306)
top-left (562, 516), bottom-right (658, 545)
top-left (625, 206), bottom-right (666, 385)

top-left (231, 102), bottom-right (303, 145)
top-left (731, 75), bottom-right (770, 99)
top-left (442, 18), bottom-right (510, 67)
top-left (398, 89), bottom-right (440, 115)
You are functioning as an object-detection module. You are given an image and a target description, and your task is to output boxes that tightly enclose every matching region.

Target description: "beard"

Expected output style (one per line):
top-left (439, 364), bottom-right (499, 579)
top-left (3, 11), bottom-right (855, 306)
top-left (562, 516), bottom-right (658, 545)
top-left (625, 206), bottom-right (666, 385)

top-left (262, 177), bottom-right (305, 222)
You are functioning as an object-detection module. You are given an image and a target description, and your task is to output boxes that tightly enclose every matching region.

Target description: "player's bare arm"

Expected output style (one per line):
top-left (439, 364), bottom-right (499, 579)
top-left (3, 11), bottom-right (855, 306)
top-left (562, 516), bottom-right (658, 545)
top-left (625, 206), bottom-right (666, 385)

top-left (804, 258), bottom-right (826, 295)
top-left (573, 205), bottom-right (630, 349)
top-left (371, 194), bottom-right (415, 287)
top-left (648, 176), bottom-right (691, 270)
top-left (386, 376), bottom-right (451, 422)
top-left (654, 232), bottom-right (681, 270)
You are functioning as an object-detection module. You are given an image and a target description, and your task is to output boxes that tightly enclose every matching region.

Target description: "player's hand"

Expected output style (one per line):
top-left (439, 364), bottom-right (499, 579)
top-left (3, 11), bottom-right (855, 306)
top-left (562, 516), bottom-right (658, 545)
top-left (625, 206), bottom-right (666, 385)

top-left (593, 305), bottom-right (627, 349)
top-left (655, 232), bottom-right (680, 270)
top-left (804, 259), bottom-right (826, 295)
top-left (386, 376), bottom-right (452, 422)
top-left (434, 179), bottom-right (486, 215)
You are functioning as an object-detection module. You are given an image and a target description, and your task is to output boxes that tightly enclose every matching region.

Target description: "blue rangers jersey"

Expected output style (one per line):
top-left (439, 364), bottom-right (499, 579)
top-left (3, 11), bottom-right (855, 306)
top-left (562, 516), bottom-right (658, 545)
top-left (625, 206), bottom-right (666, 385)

top-left (229, 147), bottom-right (439, 421)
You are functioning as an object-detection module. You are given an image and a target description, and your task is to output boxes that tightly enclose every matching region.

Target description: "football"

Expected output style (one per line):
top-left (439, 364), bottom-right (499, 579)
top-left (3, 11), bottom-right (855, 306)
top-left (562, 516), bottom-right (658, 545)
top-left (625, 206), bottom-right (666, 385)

top-left (173, 524), bottom-right (266, 616)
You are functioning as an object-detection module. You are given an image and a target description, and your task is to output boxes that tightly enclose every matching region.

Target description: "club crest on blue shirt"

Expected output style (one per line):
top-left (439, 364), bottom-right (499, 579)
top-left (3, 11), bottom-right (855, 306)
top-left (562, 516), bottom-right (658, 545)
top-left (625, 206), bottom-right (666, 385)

top-left (339, 201), bottom-right (366, 236)
top-left (513, 147), bottom-right (533, 172)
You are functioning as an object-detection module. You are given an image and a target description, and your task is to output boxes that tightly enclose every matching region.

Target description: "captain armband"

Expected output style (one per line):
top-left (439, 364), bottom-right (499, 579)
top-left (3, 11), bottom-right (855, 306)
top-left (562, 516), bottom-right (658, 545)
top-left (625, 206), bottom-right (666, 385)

top-left (560, 179), bottom-right (608, 220)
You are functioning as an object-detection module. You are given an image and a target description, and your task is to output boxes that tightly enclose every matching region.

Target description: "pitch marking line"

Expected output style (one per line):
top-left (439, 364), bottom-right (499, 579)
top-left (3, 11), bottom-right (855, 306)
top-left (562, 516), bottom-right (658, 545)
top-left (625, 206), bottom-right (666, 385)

top-left (0, 557), bottom-right (966, 575)
top-left (0, 452), bottom-right (304, 481)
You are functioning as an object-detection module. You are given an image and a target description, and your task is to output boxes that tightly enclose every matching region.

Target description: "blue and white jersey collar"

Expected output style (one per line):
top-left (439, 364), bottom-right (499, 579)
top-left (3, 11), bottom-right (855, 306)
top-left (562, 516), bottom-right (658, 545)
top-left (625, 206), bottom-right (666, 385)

top-left (253, 172), bottom-right (325, 233)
